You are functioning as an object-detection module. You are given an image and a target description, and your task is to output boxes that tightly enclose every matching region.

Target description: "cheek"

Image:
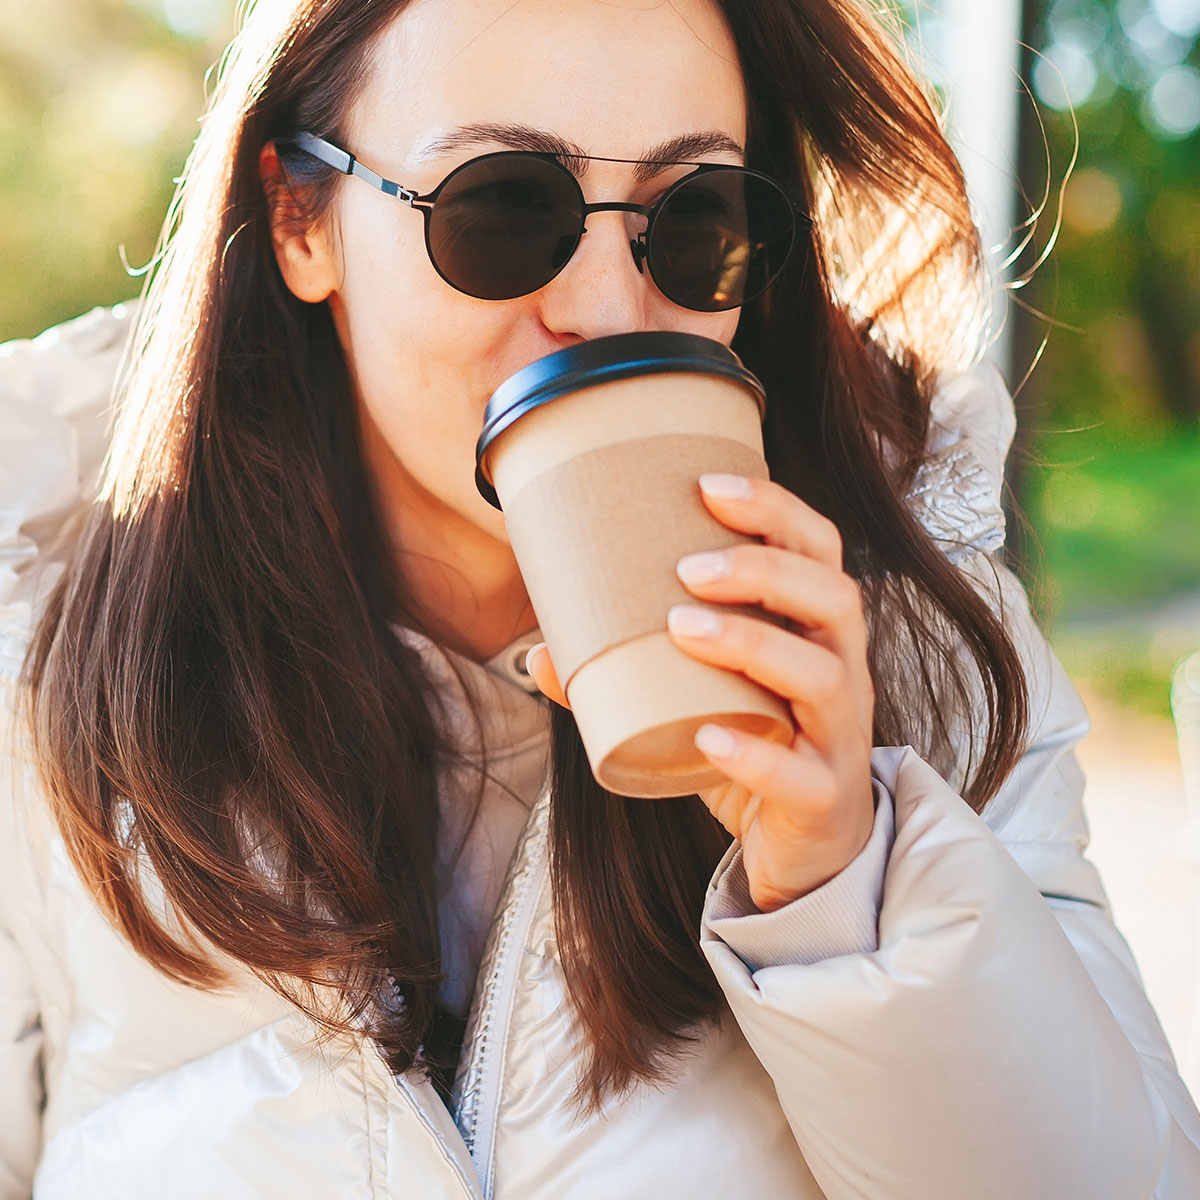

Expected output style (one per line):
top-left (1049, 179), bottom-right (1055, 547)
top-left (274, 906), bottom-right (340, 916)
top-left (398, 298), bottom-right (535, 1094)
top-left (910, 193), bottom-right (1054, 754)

top-left (331, 202), bottom-right (513, 502)
top-left (333, 195), bottom-right (462, 409)
top-left (352, 316), bottom-right (486, 496)
top-left (336, 194), bottom-right (435, 334)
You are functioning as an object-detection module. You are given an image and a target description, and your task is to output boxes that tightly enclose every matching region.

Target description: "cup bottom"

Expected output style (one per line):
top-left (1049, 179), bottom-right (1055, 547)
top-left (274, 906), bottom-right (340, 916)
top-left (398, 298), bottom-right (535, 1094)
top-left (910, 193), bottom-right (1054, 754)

top-left (566, 630), bottom-right (794, 798)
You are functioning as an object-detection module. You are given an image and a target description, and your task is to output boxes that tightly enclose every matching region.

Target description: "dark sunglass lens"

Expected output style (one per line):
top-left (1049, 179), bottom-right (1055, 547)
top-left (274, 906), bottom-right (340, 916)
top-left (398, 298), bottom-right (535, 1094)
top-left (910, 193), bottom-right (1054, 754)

top-left (648, 169), bottom-right (797, 312)
top-left (427, 156), bottom-right (583, 300)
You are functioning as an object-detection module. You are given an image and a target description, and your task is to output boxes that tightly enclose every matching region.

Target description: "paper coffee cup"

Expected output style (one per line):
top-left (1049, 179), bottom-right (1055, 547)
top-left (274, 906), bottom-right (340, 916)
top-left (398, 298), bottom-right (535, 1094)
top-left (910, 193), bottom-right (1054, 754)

top-left (475, 332), bottom-right (793, 798)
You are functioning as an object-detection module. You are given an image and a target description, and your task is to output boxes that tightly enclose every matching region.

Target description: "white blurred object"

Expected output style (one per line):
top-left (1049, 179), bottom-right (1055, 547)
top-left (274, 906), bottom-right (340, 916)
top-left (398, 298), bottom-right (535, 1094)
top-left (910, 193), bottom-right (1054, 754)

top-left (929, 0), bottom-right (1025, 381)
top-left (1171, 651), bottom-right (1200, 1091)
top-left (1173, 652), bottom-right (1200, 860)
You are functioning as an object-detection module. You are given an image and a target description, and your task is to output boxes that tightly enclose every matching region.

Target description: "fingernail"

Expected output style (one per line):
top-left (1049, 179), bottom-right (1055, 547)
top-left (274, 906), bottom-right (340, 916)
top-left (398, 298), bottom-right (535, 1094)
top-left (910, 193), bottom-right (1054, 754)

top-left (699, 473), bottom-right (752, 500)
top-left (695, 723), bottom-right (738, 758)
top-left (524, 643), bottom-right (545, 675)
top-left (668, 604), bottom-right (723, 637)
top-left (676, 551), bottom-right (730, 585)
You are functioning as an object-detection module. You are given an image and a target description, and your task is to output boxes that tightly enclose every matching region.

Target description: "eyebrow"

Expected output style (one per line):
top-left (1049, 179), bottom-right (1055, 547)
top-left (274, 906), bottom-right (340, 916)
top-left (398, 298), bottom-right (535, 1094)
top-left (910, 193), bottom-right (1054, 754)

top-left (411, 122), bottom-right (745, 182)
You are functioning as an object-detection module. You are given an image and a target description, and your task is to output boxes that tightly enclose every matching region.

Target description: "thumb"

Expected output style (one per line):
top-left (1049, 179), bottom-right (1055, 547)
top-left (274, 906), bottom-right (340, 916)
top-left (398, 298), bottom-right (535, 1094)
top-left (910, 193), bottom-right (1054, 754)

top-left (525, 642), bottom-right (570, 709)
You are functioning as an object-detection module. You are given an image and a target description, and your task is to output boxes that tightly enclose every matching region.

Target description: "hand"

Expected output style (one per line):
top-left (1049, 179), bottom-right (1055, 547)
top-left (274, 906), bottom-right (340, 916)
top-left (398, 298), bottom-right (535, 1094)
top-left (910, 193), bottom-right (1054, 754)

top-left (526, 472), bottom-right (876, 913)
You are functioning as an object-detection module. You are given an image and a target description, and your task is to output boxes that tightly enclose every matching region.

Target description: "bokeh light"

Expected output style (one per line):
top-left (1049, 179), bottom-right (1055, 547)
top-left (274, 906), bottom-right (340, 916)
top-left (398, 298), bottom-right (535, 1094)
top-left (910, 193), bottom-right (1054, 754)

top-left (1144, 64), bottom-right (1200, 137)
top-left (1034, 36), bottom-right (1101, 108)
top-left (1152, 0), bottom-right (1200, 38)
top-left (1063, 166), bottom-right (1125, 233)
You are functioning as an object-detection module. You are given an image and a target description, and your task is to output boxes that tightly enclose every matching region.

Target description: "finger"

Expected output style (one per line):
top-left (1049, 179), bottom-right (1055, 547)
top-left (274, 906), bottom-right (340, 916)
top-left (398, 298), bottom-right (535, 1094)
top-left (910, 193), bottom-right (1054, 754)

top-left (526, 643), bottom-right (570, 709)
top-left (696, 473), bottom-right (843, 569)
top-left (696, 733), bottom-right (820, 838)
top-left (666, 605), bottom-right (869, 753)
top-left (693, 722), bottom-right (841, 842)
top-left (695, 724), bottom-right (874, 910)
top-left (675, 543), bottom-right (867, 660)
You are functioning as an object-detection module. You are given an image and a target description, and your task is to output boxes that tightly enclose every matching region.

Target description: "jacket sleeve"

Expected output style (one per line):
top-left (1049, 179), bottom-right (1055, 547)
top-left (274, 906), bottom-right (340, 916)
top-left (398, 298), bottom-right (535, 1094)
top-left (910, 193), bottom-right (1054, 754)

top-left (0, 871), bottom-right (42, 1197)
top-left (0, 664), bottom-right (43, 1198)
top-left (0, 939), bottom-right (41, 1200)
top-left (0, 927), bottom-right (41, 1196)
top-left (699, 360), bottom-right (1200, 1197)
top-left (699, 577), bottom-right (1200, 1195)
top-left (0, 301), bottom-right (138, 623)
top-left (0, 303), bottom-right (139, 1198)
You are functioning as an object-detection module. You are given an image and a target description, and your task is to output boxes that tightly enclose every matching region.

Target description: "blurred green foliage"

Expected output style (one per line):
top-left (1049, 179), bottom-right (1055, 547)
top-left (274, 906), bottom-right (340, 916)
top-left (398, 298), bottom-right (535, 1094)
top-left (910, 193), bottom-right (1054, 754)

top-left (1031, 426), bottom-right (1200, 619)
top-left (1019, 0), bottom-right (1200, 716)
top-left (1026, 0), bottom-right (1200, 430)
top-left (1027, 425), bottom-right (1200, 718)
top-left (0, 0), bottom-right (235, 342)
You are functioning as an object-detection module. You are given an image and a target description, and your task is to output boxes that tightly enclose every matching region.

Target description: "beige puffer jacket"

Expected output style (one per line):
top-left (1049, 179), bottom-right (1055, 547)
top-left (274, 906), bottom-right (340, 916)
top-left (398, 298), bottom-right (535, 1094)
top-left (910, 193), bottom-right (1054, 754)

top-left (2, 305), bottom-right (1199, 1199)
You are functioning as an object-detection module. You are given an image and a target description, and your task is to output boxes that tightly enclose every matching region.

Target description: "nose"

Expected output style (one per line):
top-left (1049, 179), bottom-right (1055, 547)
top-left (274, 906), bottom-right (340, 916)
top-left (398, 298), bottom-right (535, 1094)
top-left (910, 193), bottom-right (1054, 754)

top-left (534, 210), bottom-right (653, 341)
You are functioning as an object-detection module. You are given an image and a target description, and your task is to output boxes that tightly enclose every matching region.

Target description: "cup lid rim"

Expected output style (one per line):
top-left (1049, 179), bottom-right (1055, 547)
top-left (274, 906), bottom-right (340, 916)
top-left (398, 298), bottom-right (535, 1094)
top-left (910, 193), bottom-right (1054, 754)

top-left (474, 331), bottom-right (766, 509)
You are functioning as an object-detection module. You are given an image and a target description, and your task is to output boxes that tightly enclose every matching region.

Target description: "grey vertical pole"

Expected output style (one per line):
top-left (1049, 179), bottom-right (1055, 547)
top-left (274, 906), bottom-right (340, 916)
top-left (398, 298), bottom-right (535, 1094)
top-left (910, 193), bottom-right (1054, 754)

top-left (931, 0), bottom-right (1025, 385)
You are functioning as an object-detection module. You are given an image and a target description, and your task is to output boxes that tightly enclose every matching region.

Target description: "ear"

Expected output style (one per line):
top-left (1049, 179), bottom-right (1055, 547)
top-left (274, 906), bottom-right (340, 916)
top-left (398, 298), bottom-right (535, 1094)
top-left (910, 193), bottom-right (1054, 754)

top-left (259, 140), bottom-right (341, 303)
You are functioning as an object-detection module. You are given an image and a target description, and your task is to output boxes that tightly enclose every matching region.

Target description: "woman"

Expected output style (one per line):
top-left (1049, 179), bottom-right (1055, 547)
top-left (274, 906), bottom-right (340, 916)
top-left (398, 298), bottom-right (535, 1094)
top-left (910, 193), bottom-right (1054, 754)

top-left (2, 0), bottom-right (1198, 1196)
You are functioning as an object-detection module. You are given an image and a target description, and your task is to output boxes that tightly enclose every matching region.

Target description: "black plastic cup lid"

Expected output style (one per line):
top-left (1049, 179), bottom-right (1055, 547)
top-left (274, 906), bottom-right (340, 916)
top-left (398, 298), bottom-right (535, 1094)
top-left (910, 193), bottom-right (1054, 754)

top-left (474, 331), bottom-right (766, 509)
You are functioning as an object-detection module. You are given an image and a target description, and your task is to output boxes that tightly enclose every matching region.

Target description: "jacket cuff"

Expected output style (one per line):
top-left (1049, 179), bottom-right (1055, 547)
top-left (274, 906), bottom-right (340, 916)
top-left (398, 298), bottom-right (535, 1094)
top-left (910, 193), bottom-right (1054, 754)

top-left (702, 779), bottom-right (895, 972)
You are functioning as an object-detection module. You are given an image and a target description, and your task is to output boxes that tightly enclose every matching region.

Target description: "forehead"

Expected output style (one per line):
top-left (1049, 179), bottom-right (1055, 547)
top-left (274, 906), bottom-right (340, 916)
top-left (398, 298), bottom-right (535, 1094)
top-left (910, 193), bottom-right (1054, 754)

top-left (349, 0), bottom-right (747, 169)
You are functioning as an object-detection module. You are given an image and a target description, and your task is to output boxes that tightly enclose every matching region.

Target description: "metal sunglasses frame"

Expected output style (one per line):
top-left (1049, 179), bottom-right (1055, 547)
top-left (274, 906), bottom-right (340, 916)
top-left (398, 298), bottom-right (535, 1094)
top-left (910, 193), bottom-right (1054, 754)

top-left (290, 131), bottom-right (812, 309)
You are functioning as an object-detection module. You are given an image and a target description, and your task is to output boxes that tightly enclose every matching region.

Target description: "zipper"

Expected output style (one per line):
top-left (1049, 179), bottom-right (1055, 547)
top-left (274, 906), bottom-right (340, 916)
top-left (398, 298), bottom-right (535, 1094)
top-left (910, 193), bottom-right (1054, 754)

top-left (457, 792), bottom-right (551, 1199)
top-left (385, 970), bottom-right (426, 1065)
top-left (376, 974), bottom-right (482, 1199)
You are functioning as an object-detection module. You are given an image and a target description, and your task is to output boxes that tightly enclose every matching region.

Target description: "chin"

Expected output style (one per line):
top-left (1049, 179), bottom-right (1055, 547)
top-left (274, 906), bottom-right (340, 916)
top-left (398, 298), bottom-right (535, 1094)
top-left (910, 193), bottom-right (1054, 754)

top-left (492, 509), bottom-right (514, 547)
top-left (470, 493), bottom-right (512, 545)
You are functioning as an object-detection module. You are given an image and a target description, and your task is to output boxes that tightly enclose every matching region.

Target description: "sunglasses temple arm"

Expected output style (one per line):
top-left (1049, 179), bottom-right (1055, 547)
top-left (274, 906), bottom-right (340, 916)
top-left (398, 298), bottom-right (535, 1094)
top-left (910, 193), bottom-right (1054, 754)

top-left (792, 202), bottom-right (815, 231)
top-left (293, 132), bottom-right (421, 206)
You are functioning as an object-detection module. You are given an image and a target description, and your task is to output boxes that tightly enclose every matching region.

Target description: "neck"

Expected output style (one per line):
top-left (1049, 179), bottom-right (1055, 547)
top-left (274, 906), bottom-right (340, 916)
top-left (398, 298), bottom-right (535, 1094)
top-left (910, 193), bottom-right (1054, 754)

top-left (404, 542), bottom-right (539, 664)
top-left (362, 436), bottom-right (539, 665)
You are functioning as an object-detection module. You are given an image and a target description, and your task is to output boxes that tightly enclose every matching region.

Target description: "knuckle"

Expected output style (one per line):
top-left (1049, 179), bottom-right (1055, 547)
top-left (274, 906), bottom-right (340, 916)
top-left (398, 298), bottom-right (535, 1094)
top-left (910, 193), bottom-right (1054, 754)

top-left (832, 575), bottom-right (864, 622)
top-left (727, 544), bottom-right (771, 602)
top-left (726, 544), bottom-right (752, 577)
top-left (810, 652), bottom-right (847, 700)
top-left (757, 550), bottom-right (790, 610)
top-left (737, 613), bottom-right (771, 657)
top-left (816, 517), bottom-right (843, 564)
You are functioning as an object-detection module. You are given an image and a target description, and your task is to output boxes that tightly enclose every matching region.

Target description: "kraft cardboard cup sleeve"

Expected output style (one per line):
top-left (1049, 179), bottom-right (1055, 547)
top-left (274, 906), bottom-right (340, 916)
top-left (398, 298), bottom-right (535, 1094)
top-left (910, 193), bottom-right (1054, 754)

top-left (475, 331), bottom-right (793, 798)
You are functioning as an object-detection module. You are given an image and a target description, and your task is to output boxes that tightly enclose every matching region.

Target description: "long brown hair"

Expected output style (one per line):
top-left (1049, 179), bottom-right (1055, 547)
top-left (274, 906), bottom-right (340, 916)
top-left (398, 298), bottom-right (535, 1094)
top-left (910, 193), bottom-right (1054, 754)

top-left (23, 0), bottom-right (1027, 1111)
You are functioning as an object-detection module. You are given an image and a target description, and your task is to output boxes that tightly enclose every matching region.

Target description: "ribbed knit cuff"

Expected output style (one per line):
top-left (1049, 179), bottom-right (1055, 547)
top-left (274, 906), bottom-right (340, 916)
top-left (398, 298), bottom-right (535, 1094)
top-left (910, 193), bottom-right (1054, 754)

top-left (702, 779), bottom-right (894, 972)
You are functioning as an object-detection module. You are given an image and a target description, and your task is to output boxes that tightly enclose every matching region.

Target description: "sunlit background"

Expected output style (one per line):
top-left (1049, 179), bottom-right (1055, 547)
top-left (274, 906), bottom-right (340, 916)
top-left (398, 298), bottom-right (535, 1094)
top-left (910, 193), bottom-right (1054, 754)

top-left (3, 0), bottom-right (1199, 1090)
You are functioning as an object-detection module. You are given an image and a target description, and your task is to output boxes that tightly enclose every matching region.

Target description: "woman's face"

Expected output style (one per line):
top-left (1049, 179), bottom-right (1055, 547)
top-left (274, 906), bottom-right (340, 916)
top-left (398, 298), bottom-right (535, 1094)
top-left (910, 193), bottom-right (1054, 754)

top-left (273, 0), bottom-right (748, 643)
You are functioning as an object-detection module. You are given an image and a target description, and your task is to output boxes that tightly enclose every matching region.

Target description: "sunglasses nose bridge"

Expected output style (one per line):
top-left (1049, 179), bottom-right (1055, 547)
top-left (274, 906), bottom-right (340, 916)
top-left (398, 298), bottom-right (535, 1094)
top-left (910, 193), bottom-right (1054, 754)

top-left (578, 200), bottom-right (651, 276)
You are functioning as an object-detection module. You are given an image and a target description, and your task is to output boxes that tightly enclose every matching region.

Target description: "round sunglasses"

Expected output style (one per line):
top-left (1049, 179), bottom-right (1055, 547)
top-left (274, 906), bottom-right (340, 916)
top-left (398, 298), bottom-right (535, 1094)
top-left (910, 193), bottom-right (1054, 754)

top-left (291, 132), bottom-right (811, 313)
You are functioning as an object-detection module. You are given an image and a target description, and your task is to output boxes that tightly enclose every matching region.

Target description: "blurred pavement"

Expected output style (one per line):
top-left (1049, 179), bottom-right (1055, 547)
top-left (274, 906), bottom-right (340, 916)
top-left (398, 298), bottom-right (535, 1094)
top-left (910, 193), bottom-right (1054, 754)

top-left (1074, 685), bottom-right (1200, 1101)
